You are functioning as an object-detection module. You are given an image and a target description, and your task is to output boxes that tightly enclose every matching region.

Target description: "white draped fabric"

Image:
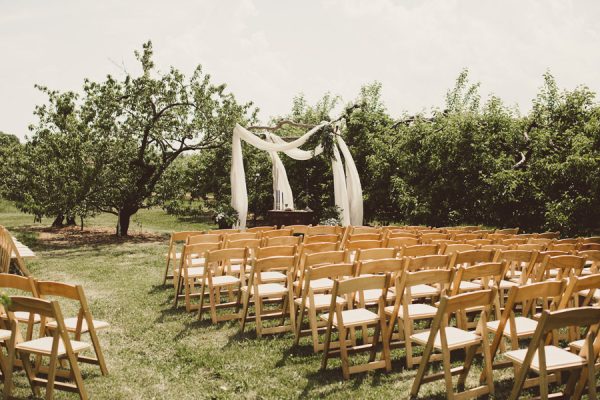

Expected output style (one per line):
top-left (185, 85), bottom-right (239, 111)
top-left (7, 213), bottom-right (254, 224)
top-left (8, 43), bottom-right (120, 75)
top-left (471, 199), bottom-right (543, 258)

top-left (230, 123), bottom-right (363, 228)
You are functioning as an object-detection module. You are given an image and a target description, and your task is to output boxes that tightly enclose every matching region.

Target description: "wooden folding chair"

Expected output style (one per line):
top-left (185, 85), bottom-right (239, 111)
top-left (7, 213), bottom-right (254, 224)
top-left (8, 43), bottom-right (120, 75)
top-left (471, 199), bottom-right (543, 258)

top-left (264, 236), bottom-right (301, 247)
top-left (355, 259), bottom-right (402, 306)
top-left (346, 233), bottom-right (382, 243)
top-left (37, 280), bottom-right (110, 375)
top-left (345, 240), bottom-right (383, 262)
top-left (453, 233), bottom-right (481, 241)
top-left (240, 255), bottom-right (296, 337)
top-left (253, 245), bottom-right (297, 285)
top-left (536, 231), bottom-right (561, 239)
top-left (247, 225), bottom-right (277, 233)
top-left (163, 231), bottom-right (204, 285)
top-left (307, 225), bottom-right (343, 236)
top-left (386, 267), bottom-right (453, 368)
top-left (223, 238), bottom-right (261, 276)
top-left (420, 233), bottom-right (450, 243)
top-left (207, 228), bottom-right (241, 235)
top-left (497, 228), bottom-right (519, 235)
top-left (487, 233), bottom-right (513, 243)
top-left (187, 233), bottom-right (221, 245)
top-left (354, 247), bottom-right (397, 263)
top-left (198, 248), bottom-right (248, 323)
top-left (398, 244), bottom-right (439, 257)
top-left (448, 249), bottom-right (496, 271)
top-left (321, 274), bottom-right (392, 379)
top-left (295, 242), bottom-right (340, 283)
top-left (465, 239), bottom-right (493, 246)
top-left (507, 307), bottom-right (600, 400)
top-left (174, 242), bottom-right (221, 311)
top-left (293, 250), bottom-right (347, 298)
top-left (410, 289), bottom-right (497, 399)
top-left (579, 250), bottom-right (600, 275)
top-left (0, 227), bottom-right (31, 276)
top-left (533, 254), bottom-right (585, 284)
top-left (293, 262), bottom-right (355, 352)
top-left (222, 232), bottom-right (257, 243)
top-left (385, 236), bottom-right (419, 248)
top-left (386, 230), bottom-right (419, 239)
top-left (481, 244), bottom-right (510, 251)
top-left (442, 243), bottom-right (477, 255)
top-left (581, 243), bottom-right (600, 251)
top-left (4, 296), bottom-right (90, 400)
top-left (282, 225), bottom-right (310, 235)
top-left (0, 273), bottom-right (40, 340)
top-left (558, 274), bottom-right (600, 341)
top-left (485, 281), bottom-right (565, 378)
top-left (303, 234), bottom-right (340, 245)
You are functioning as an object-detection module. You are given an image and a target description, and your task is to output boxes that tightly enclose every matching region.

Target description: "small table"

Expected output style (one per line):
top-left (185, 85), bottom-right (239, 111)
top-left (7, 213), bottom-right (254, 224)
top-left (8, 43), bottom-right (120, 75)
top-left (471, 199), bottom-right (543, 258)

top-left (267, 210), bottom-right (315, 228)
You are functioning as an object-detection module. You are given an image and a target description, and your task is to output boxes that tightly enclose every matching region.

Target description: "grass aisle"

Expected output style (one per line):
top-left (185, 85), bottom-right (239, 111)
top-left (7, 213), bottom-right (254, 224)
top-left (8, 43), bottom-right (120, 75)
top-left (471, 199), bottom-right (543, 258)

top-left (1, 203), bottom-right (516, 399)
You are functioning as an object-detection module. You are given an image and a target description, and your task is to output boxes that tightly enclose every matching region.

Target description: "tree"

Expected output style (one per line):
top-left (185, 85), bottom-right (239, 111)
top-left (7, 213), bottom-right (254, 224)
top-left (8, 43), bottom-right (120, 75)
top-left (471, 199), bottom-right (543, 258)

top-left (25, 41), bottom-right (255, 235)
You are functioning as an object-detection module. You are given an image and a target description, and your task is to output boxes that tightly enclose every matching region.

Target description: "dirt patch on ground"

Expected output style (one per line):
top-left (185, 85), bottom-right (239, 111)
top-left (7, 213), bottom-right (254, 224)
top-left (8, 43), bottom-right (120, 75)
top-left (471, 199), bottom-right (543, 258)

top-left (21, 226), bottom-right (166, 248)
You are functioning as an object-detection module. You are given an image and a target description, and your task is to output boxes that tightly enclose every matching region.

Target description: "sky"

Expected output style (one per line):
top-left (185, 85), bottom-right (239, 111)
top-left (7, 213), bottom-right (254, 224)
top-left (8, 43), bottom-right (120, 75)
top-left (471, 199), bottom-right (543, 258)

top-left (2, 0), bottom-right (600, 141)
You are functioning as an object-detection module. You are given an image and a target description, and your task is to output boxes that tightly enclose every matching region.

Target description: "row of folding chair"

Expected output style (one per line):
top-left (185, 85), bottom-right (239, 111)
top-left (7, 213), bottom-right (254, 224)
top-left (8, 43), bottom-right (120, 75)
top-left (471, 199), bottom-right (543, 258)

top-left (0, 273), bottom-right (109, 399)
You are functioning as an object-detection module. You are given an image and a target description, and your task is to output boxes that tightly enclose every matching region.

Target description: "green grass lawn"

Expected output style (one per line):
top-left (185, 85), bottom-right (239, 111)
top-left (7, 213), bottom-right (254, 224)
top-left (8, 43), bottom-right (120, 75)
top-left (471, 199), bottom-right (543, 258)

top-left (1, 202), bottom-right (536, 399)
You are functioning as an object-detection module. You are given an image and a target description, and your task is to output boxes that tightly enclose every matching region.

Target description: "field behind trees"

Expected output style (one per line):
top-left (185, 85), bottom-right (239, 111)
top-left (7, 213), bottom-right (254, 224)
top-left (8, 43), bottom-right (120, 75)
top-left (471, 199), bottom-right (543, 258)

top-left (1, 43), bottom-right (599, 237)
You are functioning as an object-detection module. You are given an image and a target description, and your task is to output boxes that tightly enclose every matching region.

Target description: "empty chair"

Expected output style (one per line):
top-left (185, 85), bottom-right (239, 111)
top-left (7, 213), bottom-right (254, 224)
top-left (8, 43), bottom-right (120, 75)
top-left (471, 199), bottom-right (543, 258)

top-left (354, 247), bottom-right (397, 263)
top-left (536, 231), bottom-right (560, 239)
top-left (294, 250), bottom-right (347, 297)
top-left (207, 228), bottom-right (241, 235)
top-left (345, 240), bottom-right (384, 262)
top-left (449, 249), bottom-right (496, 271)
top-left (254, 245), bottom-right (297, 284)
top-left (465, 239), bottom-right (493, 246)
top-left (386, 267), bottom-right (453, 368)
top-left (4, 296), bottom-right (90, 400)
top-left (197, 248), bottom-right (249, 323)
top-left (307, 225), bottom-right (342, 236)
top-left (487, 233), bottom-right (513, 243)
top-left (580, 243), bottom-right (600, 251)
top-left (496, 228), bottom-right (519, 235)
top-left (533, 255), bottom-right (585, 283)
top-left (240, 255), bottom-right (296, 337)
top-left (419, 233), bottom-right (449, 243)
top-left (261, 229), bottom-right (293, 245)
top-left (293, 262), bottom-right (355, 352)
top-left (264, 235), bottom-right (301, 247)
top-left (582, 237), bottom-right (600, 244)
top-left (163, 230), bottom-right (204, 285)
top-left (303, 234), bottom-right (340, 245)
top-left (174, 242), bottom-right (221, 311)
top-left (346, 233), bottom-right (382, 242)
top-left (0, 273), bottom-right (40, 340)
top-left (442, 243), bottom-right (477, 255)
top-left (387, 230), bottom-right (419, 239)
top-left (410, 289), bottom-right (497, 399)
top-left (385, 236), bottom-right (419, 248)
top-left (507, 307), bottom-right (600, 400)
top-left (321, 274), bottom-right (392, 379)
top-left (246, 225), bottom-right (276, 233)
top-left (222, 232), bottom-right (257, 243)
top-left (37, 280), bottom-right (110, 375)
top-left (187, 233), bottom-right (222, 245)
top-left (398, 244), bottom-right (439, 258)
top-left (453, 233), bottom-right (481, 241)
top-left (282, 224), bottom-right (310, 235)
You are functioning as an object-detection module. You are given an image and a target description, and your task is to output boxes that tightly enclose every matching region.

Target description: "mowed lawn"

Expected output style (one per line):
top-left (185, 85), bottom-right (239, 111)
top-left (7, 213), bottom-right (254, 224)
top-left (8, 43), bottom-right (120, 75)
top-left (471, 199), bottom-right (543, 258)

top-left (1, 201), bottom-right (526, 399)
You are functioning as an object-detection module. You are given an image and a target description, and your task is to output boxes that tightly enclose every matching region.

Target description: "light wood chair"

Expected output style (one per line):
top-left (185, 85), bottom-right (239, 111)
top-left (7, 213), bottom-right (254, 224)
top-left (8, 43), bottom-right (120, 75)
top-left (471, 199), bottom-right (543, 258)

top-left (448, 249), bottom-right (496, 271)
top-left (253, 245), bottom-right (297, 285)
top-left (507, 307), bottom-right (600, 400)
top-left (410, 289), bottom-right (497, 399)
top-left (442, 243), bottom-right (477, 255)
top-left (354, 247), bottom-right (397, 263)
top-left (486, 281), bottom-right (565, 378)
top-left (174, 242), bottom-right (221, 311)
top-left (222, 232), bottom-right (257, 243)
top-left (282, 224), bottom-right (310, 235)
top-left (246, 225), bottom-right (276, 233)
top-left (306, 225), bottom-right (343, 236)
top-left (386, 267), bottom-right (453, 368)
top-left (420, 233), bottom-right (450, 243)
top-left (260, 229), bottom-right (293, 245)
top-left (579, 250), bottom-right (600, 275)
top-left (502, 238), bottom-right (529, 246)
top-left (0, 227), bottom-right (31, 276)
top-left (163, 231), bottom-right (204, 285)
top-left (293, 250), bottom-right (347, 298)
top-left (453, 233), bottom-right (481, 241)
top-left (345, 240), bottom-right (384, 262)
top-left (4, 296), bottom-right (90, 400)
top-left (465, 239), bottom-right (493, 246)
top-left (264, 236), bottom-right (301, 247)
top-left (303, 234), bottom-right (340, 245)
top-left (37, 280), bottom-right (110, 375)
top-left (558, 274), bottom-right (600, 340)
top-left (293, 262), bottom-right (355, 352)
top-left (187, 233), bottom-right (221, 245)
top-left (487, 233), bottom-right (513, 243)
top-left (295, 242), bottom-right (341, 284)
top-left (581, 243), bottom-right (600, 251)
top-left (387, 230), bottom-right (419, 239)
top-left (240, 255), bottom-right (296, 337)
top-left (536, 231), bottom-right (561, 239)
top-left (514, 243), bottom-right (546, 251)
top-left (321, 274), bottom-right (392, 379)
top-left (481, 244), bottom-right (510, 251)
top-left (583, 237), bottom-right (600, 244)
top-left (198, 248), bottom-right (248, 323)
top-left (385, 236), bottom-right (419, 248)
top-left (496, 228), bottom-right (519, 235)
top-left (0, 273), bottom-right (40, 340)
top-left (207, 228), bottom-right (241, 235)
top-left (533, 254), bottom-right (585, 284)
top-left (398, 244), bottom-right (439, 257)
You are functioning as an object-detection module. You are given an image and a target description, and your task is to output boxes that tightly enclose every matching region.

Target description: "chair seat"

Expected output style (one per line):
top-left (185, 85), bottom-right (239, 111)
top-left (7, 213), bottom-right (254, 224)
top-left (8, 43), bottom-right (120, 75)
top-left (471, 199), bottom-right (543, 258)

top-left (184, 267), bottom-right (205, 278)
top-left (459, 281), bottom-right (482, 291)
top-left (1, 311), bottom-right (42, 323)
top-left (361, 289), bottom-right (395, 304)
top-left (384, 303), bottom-right (438, 319)
top-left (579, 289), bottom-right (600, 301)
top-left (189, 257), bottom-right (206, 266)
top-left (211, 275), bottom-right (241, 286)
top-left (569, 339), bottom-right (585, 351)
top-left (16, 337), bottom-right (91, 356)
top-left (46, 317), bottom-right (110, 333)
top-left (309, 278), bottom-right (334, 292)
top-left (257, 271), bottom-right (287, 283)
top-left (505, 345), bottom-right (586, 372)
top-left (499, 279), bottom-right (518, 289)
top-left (0, 329), bottom-right (11, 341)
top-left (321, 308), bottom-right (379, 327)
top-left (411, 326), bottom-right (481, 350)
top-left (294, 294), bottom-right (346, 309)
top-left (242, 283), bottom-right (287, 297)
top-left (487, 316), bottom-right (537, 337)
top-left (410, 284), bottom-right (440, 298)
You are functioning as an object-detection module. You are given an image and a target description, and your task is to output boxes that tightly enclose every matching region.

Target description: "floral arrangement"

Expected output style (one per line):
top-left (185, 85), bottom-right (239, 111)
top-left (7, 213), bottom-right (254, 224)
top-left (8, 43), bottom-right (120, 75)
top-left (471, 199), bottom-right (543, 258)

top-left (212, 202), bottom-right (239, 228)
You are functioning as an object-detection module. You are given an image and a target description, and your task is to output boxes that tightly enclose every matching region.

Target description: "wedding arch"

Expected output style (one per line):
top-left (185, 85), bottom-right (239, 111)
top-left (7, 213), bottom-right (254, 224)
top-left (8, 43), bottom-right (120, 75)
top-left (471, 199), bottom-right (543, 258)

top-left (230, 121), bottom-right (363, 229)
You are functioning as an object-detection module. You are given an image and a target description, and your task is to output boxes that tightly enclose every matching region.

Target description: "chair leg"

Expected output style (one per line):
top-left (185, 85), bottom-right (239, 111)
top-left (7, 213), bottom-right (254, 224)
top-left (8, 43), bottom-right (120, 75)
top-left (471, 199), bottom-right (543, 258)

top-left (197, 283), bottom-right (207, 321)
top-left (339, 324), bottom-right (350, 380)
top-left (309, 307), bottom-right (320, 353)
top-left (88, 330), bottom-right (109, 376)
top-left (442, 344), bottom-right (455, 399)
top-left (321, 317), bottom-right (334, 371)
top-left (240, 290), bottom-right (250, 333)
top-left (46, 352), bottom-right (58, 400)
top-left (403, 318), bottom-right (414, 368)
top-left (208, 285), bottom-right (218, 324)
top-left (255, 296), bottom-right (263, 338)
top-left (293, 304), bottom-right (305, 346)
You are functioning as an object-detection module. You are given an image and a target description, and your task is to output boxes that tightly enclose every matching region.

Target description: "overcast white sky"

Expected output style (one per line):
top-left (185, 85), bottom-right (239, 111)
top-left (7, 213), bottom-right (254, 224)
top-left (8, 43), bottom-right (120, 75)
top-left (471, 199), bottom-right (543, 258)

top-left (2, 0), bottom-right (600, 140)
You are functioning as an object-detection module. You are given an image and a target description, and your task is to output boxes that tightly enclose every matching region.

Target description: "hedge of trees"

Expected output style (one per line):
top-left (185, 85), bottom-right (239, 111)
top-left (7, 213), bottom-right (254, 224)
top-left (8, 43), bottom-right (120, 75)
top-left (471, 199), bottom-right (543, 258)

top-left (1, 43), bottom-right (599, 236)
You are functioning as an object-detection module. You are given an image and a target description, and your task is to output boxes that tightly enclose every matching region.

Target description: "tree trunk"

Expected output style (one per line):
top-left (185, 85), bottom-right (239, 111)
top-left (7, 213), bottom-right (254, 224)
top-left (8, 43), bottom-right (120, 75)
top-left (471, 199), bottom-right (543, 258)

top-left (51, 214), bottom-right (64, 228)
top-left (66, 215), bottom-right (76, 226)
top-left (116, 208), bottom-right (136, 237)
